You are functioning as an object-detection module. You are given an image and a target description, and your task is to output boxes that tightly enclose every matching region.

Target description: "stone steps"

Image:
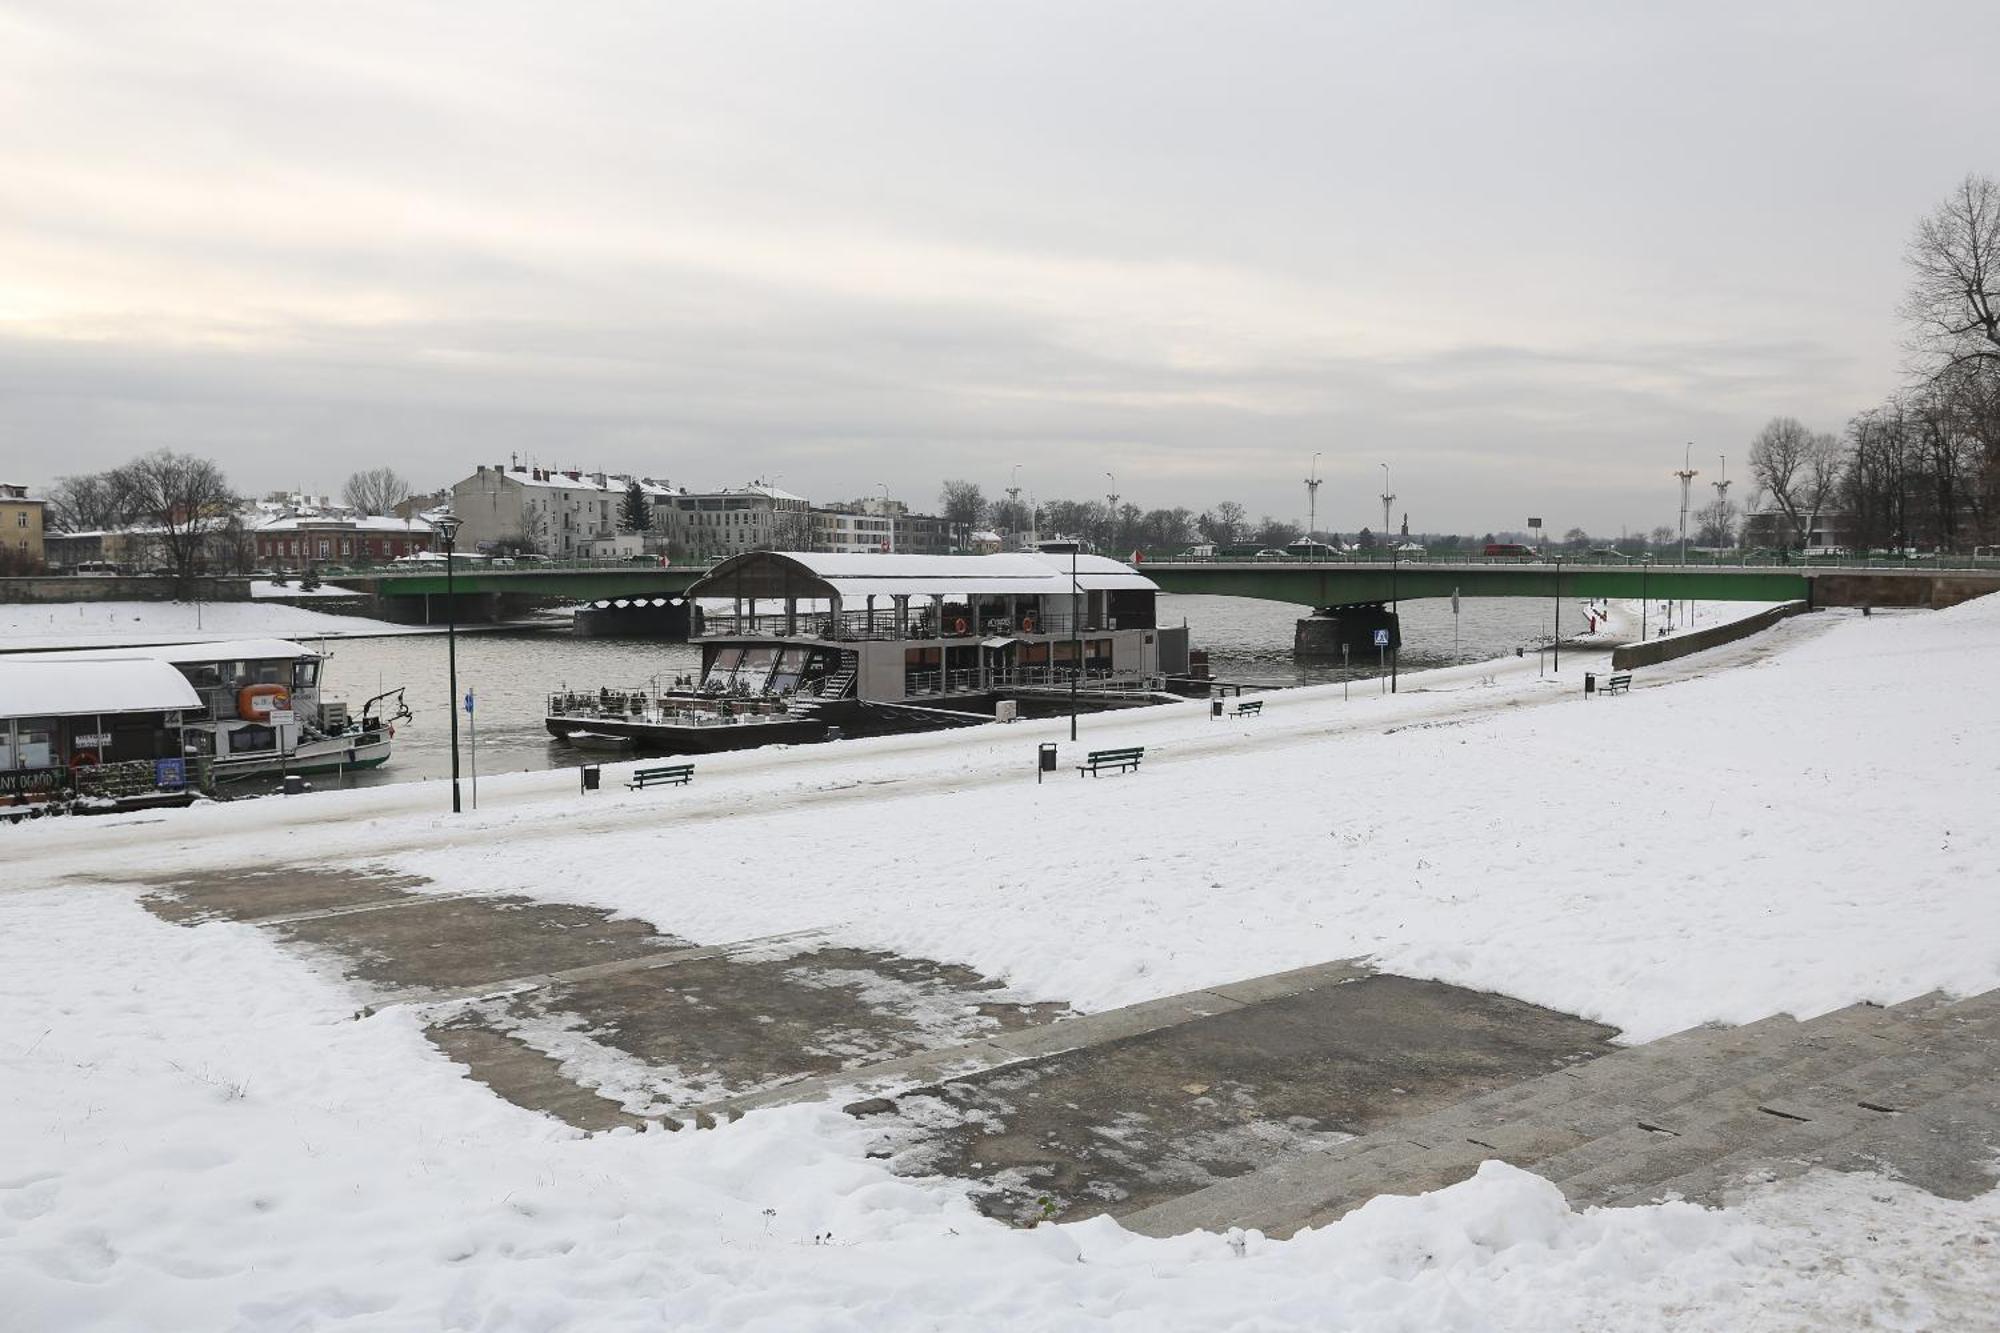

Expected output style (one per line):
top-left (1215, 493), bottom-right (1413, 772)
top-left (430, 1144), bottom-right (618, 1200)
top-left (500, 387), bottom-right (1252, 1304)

top-left (1118, 988), bottom-right (2000, 1238)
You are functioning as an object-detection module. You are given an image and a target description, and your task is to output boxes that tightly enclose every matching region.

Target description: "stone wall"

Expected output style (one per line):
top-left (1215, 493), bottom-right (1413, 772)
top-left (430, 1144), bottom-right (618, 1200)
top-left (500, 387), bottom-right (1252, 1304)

top-left (0, 575), bottom-right (251, 604)
top-left (1610, 601), bottom-right (1812, 671)
top-left (1808, 572), bottom-right (2000, 610)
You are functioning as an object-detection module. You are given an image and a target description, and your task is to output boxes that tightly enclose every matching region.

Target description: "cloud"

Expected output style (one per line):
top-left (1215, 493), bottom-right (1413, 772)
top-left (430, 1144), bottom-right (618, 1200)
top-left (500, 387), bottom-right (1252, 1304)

top-left (0, 0), bottom-right (1990, 531)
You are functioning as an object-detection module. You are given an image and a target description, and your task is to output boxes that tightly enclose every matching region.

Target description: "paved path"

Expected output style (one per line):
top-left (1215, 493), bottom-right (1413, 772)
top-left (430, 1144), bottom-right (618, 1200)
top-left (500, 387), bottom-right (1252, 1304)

top-left (1120, 986), bottom-right (2000, 1237)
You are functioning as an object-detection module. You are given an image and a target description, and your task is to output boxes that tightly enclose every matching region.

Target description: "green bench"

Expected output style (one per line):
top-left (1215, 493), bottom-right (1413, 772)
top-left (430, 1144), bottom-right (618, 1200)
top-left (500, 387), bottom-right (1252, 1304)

top-left (1231, 699), bottom-right (1264, 718)
top-left (627, 763), bottom-right (695, 790)
top-left (1078, 746), bottom-right (1144, 777)
top-left (1604, 673), bottom-right (1633, 696)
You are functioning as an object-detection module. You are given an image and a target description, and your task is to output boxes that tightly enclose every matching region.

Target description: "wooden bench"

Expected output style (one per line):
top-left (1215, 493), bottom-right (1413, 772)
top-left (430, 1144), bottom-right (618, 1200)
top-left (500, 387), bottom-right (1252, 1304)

top-left (1604, 673), bottom-right (1633, 696)
top-left (627, 763), bottom-right (695, 790)
top-left (1078, 746), bottom-right (1144, 777)
top-left (1231, 699), bottom-right (1264, 718)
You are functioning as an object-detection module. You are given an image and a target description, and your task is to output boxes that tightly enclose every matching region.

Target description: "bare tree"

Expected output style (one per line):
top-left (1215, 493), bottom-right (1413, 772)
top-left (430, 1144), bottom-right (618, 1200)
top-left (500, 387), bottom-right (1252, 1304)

top-left (1748, 417), bottom-right (1844, 549)
top-left (45, 469), bottom-right (144, 532)
top-left (342, 467), bottom-right (412, 516)
top-left (1695, 499), bottom-right (1737, 547)
top-left (937, 479), bottom-right (986, 528)
top-left (121, 450), bottom-right (238, 592)
top-left (1250, 517), bottom-right (1297, 547)
top-left (1903, 174), bottom-right (2000, 377)
top-left (1198, 501), bottom-right (1248, 544)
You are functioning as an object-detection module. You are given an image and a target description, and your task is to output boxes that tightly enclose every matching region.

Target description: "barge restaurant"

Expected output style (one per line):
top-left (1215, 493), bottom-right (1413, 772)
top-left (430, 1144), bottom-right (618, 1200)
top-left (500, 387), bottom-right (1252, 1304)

top-left (1, 656), bottom-right (201, 813)
top-left (688, 549), bottom-right (1188, 701)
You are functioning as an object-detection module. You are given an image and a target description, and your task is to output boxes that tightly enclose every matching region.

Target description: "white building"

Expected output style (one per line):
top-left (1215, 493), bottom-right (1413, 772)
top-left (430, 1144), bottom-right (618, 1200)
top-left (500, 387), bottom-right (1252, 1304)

top-left (451, 465), bottom-right (678, 558)
top-left (657, 483), bottom-right (812, 562)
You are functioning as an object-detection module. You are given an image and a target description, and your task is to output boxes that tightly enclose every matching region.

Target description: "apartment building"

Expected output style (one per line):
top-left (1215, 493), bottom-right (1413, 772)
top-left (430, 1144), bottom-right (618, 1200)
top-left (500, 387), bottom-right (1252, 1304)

top-left (0, 483), bottom-right (45, 569)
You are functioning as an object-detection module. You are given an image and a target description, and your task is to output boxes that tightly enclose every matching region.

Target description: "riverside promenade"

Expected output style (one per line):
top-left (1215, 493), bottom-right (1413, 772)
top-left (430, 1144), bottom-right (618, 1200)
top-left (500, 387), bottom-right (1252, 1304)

top-left (7, 598), bottom-right (1997, 1327)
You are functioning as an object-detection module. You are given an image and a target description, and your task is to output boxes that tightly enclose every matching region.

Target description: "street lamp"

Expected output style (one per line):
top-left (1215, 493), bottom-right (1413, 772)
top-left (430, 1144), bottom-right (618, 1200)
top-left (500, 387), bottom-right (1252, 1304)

top-left (1389, 546), bottom-right (1399, 694)
top-left (1551, 552), bottom-right (1562, 673)
top-left (1306, 452), bottom-right (1322, 545)
top-left (876, 483), bottom-right (893, 552)
top-left (1070, 540), bottom-right (1081, 741)
top-left (432, 510), bottom-right (465, 815)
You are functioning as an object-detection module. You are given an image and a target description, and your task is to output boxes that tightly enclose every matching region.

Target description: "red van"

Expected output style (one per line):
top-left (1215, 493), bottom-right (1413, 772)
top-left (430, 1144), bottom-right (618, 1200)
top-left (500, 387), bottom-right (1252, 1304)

top-left (1483, 543), bottom-right (1538, 558)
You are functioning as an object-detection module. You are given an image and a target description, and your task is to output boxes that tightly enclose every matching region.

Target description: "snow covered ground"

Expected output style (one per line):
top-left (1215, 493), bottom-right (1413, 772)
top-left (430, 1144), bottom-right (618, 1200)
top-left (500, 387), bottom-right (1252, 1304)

top-left (4, 596), bottom-right (1997, 1328)
top-left (0, 599), bottom-right (421, 649)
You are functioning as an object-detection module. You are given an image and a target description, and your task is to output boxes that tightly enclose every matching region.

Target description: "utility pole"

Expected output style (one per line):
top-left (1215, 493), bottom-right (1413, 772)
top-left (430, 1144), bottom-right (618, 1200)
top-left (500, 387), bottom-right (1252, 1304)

top-left (1305, 452), bottom-right (1322, 542)
top-left (1378, 463), bottom-right (1394, 542)
top-left (1104, 472), bottom-right (1119, 553)
top-left (1675, 445), bottom-right (1700, 566)
top-left (1007, 464), bottom-right (1023, 548)
top-left (1712, 454), bottom-right (1732, 551)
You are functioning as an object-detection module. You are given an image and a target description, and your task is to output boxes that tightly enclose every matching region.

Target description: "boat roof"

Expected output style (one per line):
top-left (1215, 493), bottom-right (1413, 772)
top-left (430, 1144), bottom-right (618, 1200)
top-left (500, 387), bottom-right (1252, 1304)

top-left (0, 657), bottom-right (203, 718)
top-left (689, 551), bottom-right (1158, 601)
top-left (29, 638), bottom-right (321, 665)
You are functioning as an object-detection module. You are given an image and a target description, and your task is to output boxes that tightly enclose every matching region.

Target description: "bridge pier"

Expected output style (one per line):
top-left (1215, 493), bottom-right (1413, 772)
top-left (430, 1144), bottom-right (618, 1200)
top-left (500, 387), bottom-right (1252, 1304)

top-left (373, 590), bottom-right (503, 625)
top-left (573, 597), bottom-right (700, 639)
top-left (1295, 604), bottom-right (1400, 659)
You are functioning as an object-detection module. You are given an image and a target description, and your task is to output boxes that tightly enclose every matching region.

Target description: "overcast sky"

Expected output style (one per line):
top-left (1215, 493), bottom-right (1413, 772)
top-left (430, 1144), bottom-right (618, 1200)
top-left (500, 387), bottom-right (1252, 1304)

top-left (1, 1), bottom-right (1993, 534)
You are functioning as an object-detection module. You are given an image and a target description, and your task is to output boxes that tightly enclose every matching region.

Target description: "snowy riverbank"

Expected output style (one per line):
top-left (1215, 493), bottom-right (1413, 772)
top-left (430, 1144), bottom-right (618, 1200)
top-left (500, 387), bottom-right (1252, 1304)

top-left (0, 598), bottom-right (421, 650)
top-left (4, 597), bottom-right (1997, 1328)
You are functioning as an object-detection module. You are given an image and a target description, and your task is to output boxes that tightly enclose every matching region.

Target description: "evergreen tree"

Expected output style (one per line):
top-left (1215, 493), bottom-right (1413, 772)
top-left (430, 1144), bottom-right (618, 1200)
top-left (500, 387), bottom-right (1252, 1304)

top-left (618, 480), bottom-right (650, 534)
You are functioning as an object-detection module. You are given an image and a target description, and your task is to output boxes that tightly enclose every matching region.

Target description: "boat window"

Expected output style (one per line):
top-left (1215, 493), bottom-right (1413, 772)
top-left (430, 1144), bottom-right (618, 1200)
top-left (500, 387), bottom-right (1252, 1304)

top-left (0, 725), bottom-right (12, 770)
top-left (188, 662), bottom-right (223, 687)
top-left (293, 660), bottom-right (320, 690)
top-left (12, 718), bottom-right (55, 768)
top-left (228, 725), bottom-right (277, 754)
top-left (250, 661), bottom-right (286, 685)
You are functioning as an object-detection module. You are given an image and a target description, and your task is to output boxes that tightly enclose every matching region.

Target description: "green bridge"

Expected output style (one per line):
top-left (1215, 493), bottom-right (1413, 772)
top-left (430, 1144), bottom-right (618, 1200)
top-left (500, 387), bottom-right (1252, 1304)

top-left (344, 556), bottom-right (2000, 617)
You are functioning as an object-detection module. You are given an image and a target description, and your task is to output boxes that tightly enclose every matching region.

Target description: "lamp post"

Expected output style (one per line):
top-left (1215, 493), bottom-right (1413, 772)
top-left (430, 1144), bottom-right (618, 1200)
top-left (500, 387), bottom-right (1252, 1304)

top-left (1305, 452), bottom-right (1322, 545)
top-left (1388, 547), bottom-right (1399, 694)
top-left (1070, 541), bottom-right (1081, 741)
top-left (1551, 553), bottom-right (1562, 672)
top-left (433, 510), bottom-right (464, 814)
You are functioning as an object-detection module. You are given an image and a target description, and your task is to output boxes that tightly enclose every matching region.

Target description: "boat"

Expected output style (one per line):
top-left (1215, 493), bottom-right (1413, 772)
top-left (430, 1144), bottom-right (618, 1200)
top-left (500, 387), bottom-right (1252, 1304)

top-left (32, 639), bottom-right (405, 783)
top-left (545, 550), bottom-right (1191, 755)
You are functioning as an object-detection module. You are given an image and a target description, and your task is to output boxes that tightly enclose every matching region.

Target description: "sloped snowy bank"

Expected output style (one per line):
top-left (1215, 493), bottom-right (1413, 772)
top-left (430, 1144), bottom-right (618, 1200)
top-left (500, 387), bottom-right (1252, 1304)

top-left (5, 595), bottom-right (1998, 1328)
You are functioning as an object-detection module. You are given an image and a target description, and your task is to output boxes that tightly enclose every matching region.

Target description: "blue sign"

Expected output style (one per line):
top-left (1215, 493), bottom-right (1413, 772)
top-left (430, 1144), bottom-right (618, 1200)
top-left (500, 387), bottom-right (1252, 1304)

top-left (155, 757), bottom-right (186, 791)
top-left (1372, 629), bottom-right (1391, 648)
top-left (463, 691), bottom-right (475, 715)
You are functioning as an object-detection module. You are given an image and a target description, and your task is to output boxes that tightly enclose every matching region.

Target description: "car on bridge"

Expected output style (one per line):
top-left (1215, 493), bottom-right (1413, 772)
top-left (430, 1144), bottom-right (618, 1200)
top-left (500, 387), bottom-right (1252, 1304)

top-left (1483, 543), bottom-right (1538, 558)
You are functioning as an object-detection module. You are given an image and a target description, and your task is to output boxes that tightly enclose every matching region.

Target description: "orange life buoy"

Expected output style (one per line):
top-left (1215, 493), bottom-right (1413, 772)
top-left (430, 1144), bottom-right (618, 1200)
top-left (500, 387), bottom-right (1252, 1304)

top-left (238, 683), bottom-right (291, 719)
top-left (70, 749), bottom-right (100, 771)
top-left (1020, 615), bottom-right (1037, 633)
top-left (952, 617), bottom-right (969, 635)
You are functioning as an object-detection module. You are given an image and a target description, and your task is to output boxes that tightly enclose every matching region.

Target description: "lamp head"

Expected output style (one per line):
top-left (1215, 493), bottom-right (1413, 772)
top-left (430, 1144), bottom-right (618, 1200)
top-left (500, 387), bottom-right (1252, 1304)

top-left (433, 511), bottom-right (463, 546)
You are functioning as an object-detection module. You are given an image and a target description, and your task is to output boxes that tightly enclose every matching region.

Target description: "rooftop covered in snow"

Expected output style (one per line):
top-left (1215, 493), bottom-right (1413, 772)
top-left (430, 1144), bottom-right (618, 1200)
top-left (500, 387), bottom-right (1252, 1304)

top-left (32, 638), bottom-right (320, 666)
top-left (687, 550), bottom-right (1158, 603)
top-left (0, 656), bottom-right (203, 718)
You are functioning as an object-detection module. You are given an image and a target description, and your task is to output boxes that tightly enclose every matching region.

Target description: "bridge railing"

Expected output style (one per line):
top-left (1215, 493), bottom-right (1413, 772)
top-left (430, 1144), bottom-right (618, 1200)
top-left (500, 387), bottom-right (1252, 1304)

top-left (1139, 551), bottom-right (2000, 571)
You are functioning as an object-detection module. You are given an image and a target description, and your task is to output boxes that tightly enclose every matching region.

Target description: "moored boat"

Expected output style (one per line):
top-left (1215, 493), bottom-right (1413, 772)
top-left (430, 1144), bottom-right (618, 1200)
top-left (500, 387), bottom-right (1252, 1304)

top-left (31, 639), bottom-right (405, 783)
top-left (544, 550), bottom-right (1190, 755)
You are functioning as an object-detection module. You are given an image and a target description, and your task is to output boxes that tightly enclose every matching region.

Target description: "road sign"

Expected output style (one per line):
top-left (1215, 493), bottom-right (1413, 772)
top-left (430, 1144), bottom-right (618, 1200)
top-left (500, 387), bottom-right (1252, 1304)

top-left (1372, 628), bottom-right (1391, 647)
top-left (464, 690), bottom-right (475, 715)
top-left (155, 757), bottom-right (186, 790)
top-left (1528, 516), bottom-right (1542, 527)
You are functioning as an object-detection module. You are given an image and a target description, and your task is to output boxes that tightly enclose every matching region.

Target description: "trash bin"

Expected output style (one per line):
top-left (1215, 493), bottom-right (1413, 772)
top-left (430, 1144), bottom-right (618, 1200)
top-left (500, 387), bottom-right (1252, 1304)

top-left (1211, 698), bottom-right (1224, 718)
top-left (282, 774), bottom-right (307, 796)
top-left (579, 764), bottom-right (601, 793)
top-left (1584, 672), bottom-right (1597, 697)
top-left (1037, 742), bottom-right (1058, 783)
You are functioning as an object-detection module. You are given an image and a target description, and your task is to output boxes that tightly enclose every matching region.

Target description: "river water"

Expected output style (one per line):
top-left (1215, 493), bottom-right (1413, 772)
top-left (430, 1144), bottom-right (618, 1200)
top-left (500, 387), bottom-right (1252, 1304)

top-left (310, 593), bottom-right (1604, 790)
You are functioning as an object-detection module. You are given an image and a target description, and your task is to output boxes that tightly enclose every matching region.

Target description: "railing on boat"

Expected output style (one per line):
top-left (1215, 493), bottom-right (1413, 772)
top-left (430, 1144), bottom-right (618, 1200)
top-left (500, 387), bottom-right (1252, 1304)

top-left (699, 610), bottom-right (1123, 642)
